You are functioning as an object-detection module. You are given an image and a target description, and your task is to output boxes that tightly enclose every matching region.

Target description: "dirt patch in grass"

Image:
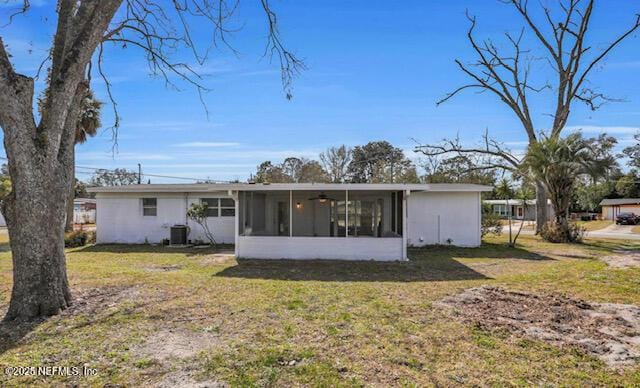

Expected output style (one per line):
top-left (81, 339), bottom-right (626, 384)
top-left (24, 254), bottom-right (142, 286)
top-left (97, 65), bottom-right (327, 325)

top-left (157, 372), bottom-right (225, 388)
top-left (601, 250), bottom-right (640, 269)
top-left (69, 286), bottom-right (143, 314)
top-left (143, 264), bottom-right (184, 272)
top-left (439, 286), bottom-right (640, 368)
top-left (135, 328), bottom-right (221, 361)
top-left (0, 286), bottom-right (144, 355)
top-left (199, 253), bottom-right (235, 266)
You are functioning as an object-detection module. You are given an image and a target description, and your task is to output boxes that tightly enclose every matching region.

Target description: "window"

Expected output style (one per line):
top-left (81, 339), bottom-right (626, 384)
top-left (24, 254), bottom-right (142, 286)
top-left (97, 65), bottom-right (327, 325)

top-left (493, 204), bottom-right (508, 217)
top-left (201, 198), bottom-right (219, 217)
top-left (201, 198), bottom-right (236, 217)
top-left (142, 198), bottom-right (157, 216)
top-left (220, 198), bottom-right (236, 217)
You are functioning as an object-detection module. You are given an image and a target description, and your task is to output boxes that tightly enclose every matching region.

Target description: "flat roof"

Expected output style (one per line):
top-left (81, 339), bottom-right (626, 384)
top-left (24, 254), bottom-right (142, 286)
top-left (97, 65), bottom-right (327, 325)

top-left (88, 182), bottom-right (493, 193)
top-left (600, 198), bottom-right (640, 206)
top-left (484, 199), bottom-right (537, 205)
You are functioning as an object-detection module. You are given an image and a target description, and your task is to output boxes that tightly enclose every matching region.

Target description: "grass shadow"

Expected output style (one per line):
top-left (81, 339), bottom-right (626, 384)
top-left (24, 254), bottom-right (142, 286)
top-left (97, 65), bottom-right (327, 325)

top-left (580, 238), bottom-right (640, 252)
top-left (0, 317), bottom-right (43, 356)
top-left (215, 241), bottom-right (548, 282)
top-left (215, 256), bottom-right (490, 282)
top-left (410, 241), bottom-right (553, 262)
top-left (74, 243), bottom-right (235, 256)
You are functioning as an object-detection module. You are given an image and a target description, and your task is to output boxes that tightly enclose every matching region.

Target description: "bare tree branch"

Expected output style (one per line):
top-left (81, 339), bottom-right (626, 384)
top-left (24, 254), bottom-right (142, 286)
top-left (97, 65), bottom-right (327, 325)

top-left (260, 0), bottom-right (305, 99)
top-left (0, 0), bottom-right (30, 28)
top-left (413, 129), bottom-right (522, 175)
top-left (441, 0), bottom-right (639, 141)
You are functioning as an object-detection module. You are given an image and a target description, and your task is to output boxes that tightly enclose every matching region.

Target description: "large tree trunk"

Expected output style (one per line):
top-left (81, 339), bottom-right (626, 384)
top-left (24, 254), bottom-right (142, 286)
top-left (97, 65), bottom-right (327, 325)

top-left (2, 117), bottom-right (74, 320)
top-left (535, 181), bottom-right (548, 234)
top-left (0, 2), bottom-right (122, 321)
top-left (4, 175), bottom-right (71, 320)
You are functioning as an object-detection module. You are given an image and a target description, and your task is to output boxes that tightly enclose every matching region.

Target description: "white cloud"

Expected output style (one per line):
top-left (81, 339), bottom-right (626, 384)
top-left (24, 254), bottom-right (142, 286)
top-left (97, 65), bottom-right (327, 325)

top-left (173, 142), bottom-right (241, 148)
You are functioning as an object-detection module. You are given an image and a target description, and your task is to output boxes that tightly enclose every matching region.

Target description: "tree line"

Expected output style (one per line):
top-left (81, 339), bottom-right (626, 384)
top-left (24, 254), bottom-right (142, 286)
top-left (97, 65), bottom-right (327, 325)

top-left (251, 141), bottom-right (419, 184)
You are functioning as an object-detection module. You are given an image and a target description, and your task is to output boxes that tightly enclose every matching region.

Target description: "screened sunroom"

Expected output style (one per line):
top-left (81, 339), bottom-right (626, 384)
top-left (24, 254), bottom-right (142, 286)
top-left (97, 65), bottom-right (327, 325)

top-left (235, 187), bottom-right (406, 261)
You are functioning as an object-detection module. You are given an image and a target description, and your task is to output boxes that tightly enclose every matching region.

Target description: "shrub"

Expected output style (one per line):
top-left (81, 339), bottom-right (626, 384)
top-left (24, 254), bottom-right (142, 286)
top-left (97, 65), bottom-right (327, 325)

top-left (186, 203), bottom-right (217, 245)
top-left (64, 230), bottom-right (95, 248)
top-left (481, 204), bottom-right (503, 237)
top-left (539, 221), bottom-right (585, 243)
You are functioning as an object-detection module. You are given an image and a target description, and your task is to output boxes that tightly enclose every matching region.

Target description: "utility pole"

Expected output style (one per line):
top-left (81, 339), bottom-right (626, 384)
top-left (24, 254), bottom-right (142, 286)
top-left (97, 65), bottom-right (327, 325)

top-left (138, 163), bottom-right (142, 184)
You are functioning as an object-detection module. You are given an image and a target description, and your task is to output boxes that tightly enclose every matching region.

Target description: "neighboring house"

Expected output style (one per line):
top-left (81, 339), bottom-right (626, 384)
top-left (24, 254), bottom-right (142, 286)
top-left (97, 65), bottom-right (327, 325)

top-left (88, 183), bottom-right (492, 261)
top-left (0, 199), bottom-right (96, 228)
top-left (74, 198), bottom-right (97, 224)
top-left (600, 198), bottom-right (640, 220)
top-left (484, 199), bottom-right (554, 221)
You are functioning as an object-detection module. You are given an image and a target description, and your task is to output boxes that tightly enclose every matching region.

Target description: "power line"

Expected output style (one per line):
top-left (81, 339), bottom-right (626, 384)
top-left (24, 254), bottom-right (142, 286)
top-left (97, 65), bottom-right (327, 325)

top-left (0, 157), bottom-right (231, 183)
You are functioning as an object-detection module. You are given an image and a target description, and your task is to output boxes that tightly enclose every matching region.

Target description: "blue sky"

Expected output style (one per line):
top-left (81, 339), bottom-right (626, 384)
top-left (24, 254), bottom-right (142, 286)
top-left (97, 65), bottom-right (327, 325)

top-left (1, 0), bottom-right (639, 182)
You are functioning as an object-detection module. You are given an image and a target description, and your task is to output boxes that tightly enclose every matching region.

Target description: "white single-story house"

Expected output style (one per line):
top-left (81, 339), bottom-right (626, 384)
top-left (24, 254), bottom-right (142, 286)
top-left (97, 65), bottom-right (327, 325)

top-left (73, 198), bottom-right (97, 224)
top-left (88, 183), bottom-right (492, 261)
top-left (600, 198), bottom-right (640, 220)
top-left (484, 199), bottom-right (554, 221)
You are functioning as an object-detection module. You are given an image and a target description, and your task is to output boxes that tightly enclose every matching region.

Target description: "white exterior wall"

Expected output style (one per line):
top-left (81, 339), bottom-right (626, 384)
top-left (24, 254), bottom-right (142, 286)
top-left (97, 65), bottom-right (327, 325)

top-left (95, 192), bottom-right (235, 244)
top-left (407, 191), bottom-right (481, 247)
top-left (237, 236), bottom-right (403, 261)
top-left (95, 188), bottom-right (485, 253)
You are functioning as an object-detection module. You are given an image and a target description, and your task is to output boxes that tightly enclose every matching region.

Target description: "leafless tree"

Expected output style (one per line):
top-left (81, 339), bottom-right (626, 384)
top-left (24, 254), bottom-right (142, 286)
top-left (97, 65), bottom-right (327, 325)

top-left (0, 0), bottom-right (302, 321)
top-left (320, 145), bottom-right (352, 183)
top-left (415, 0), bottom-right (639, 232)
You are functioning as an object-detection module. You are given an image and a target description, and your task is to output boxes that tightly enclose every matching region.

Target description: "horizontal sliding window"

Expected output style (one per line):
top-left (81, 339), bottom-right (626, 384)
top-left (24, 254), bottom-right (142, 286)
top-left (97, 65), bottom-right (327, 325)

top-left (201, 198), bottom-right (235, 217)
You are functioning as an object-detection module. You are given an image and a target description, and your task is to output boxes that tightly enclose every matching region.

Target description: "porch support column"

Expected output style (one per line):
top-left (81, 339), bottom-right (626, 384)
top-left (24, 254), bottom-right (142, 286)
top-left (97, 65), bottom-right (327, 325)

top-left (232, 190), bottom-right (239, 257)
top-left (289, 190), bottom-right (293, 237)
top-left (345, 190), bottom-right (349, 238)
top-left (402, 189), bottom-right (409, 260)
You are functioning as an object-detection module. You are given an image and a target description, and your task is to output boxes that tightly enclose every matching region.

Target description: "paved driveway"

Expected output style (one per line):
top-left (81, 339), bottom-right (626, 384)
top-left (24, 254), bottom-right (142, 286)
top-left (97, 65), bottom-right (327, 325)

top-left (586, 224), bottom-right (640, 240)
top-left (499, 221), bottom-right (640, 240)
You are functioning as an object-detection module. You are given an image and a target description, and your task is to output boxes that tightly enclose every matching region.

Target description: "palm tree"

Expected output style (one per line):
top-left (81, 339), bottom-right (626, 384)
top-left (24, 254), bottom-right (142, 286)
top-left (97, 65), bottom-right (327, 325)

top-left (66, 90), bottom-right (103, 231)
top-left (495, 178), bottom-right (514, 246)
top-left (521, 133), bottom-right (593, 242)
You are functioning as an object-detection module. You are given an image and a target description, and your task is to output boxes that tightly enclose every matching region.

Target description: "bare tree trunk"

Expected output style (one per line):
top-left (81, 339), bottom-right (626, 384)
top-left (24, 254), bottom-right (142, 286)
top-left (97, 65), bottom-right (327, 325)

top-left (2, 124), bottom-right (73, 320)
top-left (535, 181), bottom-right (548, 234)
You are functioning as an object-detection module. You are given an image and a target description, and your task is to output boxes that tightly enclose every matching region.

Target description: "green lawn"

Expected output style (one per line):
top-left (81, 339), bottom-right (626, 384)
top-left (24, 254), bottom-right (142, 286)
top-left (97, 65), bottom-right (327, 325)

top-left (1, 234), bottom-right (639, 386)
top-left (576, 220), bottom-right (613, 231)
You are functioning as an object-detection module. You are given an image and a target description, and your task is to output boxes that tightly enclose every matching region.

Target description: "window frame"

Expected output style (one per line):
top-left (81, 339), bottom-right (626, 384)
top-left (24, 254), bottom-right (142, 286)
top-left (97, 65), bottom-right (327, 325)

top-left (220, 198), bottom-right (235, 217)
top-left (200, 197), bottom-right (236, 218)
top-left (142, 198), bottom-right (157, 217)
top-left (200, 198), bottom-right (219, 217)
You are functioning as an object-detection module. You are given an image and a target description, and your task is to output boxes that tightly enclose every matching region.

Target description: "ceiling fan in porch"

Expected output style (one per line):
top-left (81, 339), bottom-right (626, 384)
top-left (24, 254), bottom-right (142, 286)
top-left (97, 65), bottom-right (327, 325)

top-left (307, 192), bottom-right (335, 203)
